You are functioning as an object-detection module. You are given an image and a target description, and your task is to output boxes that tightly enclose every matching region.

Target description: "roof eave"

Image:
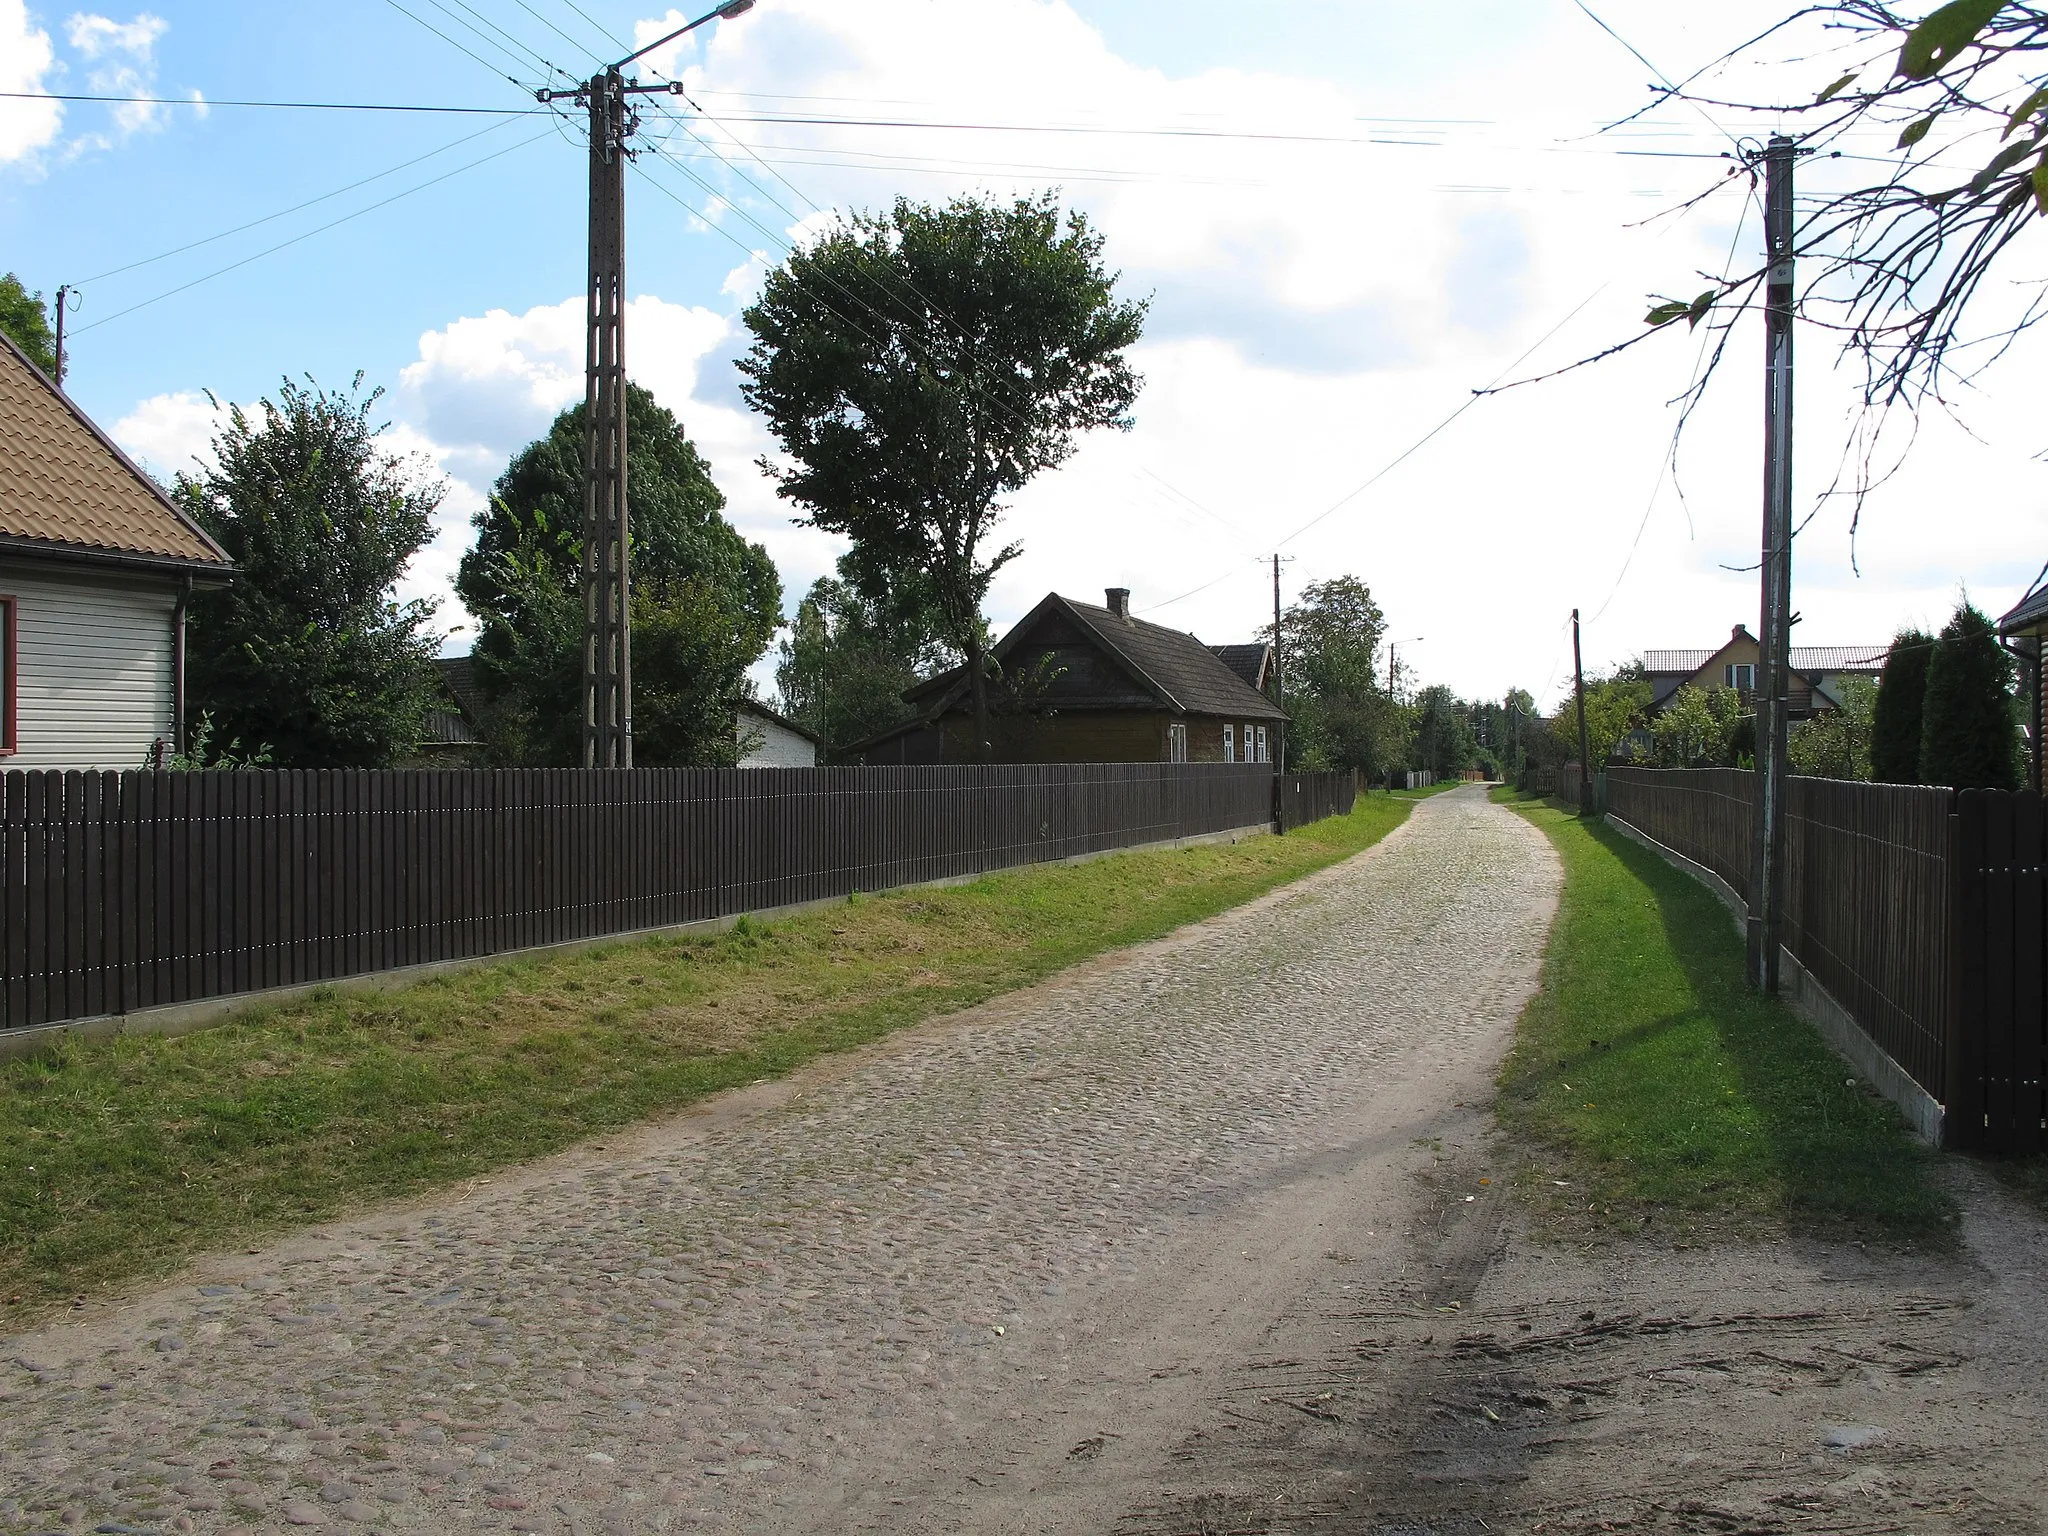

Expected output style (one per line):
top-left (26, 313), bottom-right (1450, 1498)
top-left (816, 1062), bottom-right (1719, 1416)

top-left (0, 533), bottom-right (233, 584)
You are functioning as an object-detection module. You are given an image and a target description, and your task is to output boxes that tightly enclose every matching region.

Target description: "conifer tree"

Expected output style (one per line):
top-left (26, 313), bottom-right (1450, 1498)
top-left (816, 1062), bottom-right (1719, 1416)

top-left (1869, 628), bottom-right (1933, 784)
top-left (1920, 601), bottom-right (2019, 791)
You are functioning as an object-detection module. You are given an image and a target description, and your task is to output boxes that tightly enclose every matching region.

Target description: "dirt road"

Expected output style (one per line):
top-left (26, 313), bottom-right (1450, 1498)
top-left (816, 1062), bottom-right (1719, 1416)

top-left (4, 786), bottom-right (2043, 1534)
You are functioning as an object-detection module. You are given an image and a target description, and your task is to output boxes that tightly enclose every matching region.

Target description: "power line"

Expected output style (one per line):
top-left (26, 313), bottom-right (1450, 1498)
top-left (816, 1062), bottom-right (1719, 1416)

top-left (0, 89), bottom-right (542, 115)
top-left (72, 131), bottom-right (550, 335)
top-left (76, 117), bottom-right (521, 286)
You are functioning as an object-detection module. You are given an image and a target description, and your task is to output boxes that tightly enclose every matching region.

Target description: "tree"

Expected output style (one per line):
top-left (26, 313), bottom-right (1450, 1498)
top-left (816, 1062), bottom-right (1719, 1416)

top-left (178, 376), bottom-right (443, 768)
top-left (457, 385), bottom-right (781, 767)
top-left (1921, 598), bottom-right (2021, 789)
top-left (1651, 684), bottom-right (1746, 767)
top-left (739, 192), bottom-right (1146, 758)
top-left (775, 551), bottom-right (952, 753)
top-left (1552, 666), bottom-right (1651, 766)
top-left (1790, 676), bottom-right (1879, 780)
top-left (1270, 575), bottom-right (1406, 776)
top-left (0, 273), bottom-right (58, 378)
top-left (1411, 686), bottom-right (1479, 777)
top-left (1870, 627), bottom-right (1934, 782)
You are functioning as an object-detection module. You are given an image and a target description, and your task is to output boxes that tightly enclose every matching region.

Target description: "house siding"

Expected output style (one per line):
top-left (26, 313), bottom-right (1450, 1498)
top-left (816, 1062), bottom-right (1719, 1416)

top-left (738, 713), bottom-right (818, 768)
top-left (3, 565), bottom-right (175, 770)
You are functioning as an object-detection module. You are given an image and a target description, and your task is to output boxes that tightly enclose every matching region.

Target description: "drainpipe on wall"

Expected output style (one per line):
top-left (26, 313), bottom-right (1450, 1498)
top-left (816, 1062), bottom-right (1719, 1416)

top-left (172, 574), bottom-right (191, 758)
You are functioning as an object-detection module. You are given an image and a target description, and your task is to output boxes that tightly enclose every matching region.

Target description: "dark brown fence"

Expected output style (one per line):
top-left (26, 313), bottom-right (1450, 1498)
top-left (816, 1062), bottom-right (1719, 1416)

top-left (1277, 771), bottom-right (1359, 831)
top-left (1783, 776), bottom-right (1957, 1103)
top-left (1605, 767), bottom-right (1753, 903)
top-left (1606, 768), bottom-right (2048, 1151)
top-left (1, 763), bottom-right (1276, 1034)
top-left (1954, 790), bottom-right (2046, 1154)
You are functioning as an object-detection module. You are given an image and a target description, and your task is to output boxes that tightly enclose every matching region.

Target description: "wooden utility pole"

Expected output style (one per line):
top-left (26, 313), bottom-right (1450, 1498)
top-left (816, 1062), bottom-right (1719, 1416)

top-left (1572, 608), bottom-right (1591, 815)
top-left (1270, 553), bottom-right (1290, 770)
top-left (53, 284), bottom-right (71, 386)
top-left (1748, 134), bottom-right (1799, 993)
top-left (539, 0), bottom-right (754, 770)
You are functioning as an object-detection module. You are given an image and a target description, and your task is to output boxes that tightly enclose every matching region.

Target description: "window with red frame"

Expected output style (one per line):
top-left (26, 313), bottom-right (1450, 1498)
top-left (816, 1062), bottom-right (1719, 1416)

top-left (0, 595), bottom-right (14, 754)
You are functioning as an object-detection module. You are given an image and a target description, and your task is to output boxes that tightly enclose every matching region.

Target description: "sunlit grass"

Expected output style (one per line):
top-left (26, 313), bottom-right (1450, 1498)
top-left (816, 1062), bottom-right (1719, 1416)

top-left (1494, 789), bottom-right (1954, 1246)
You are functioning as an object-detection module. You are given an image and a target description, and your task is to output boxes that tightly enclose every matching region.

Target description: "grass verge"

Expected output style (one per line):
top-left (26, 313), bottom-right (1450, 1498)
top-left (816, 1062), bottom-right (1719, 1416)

top-left (1, 794), bottom-right (1412, 1318)
top-left (1492, 787), bottom-right (1955, 1246)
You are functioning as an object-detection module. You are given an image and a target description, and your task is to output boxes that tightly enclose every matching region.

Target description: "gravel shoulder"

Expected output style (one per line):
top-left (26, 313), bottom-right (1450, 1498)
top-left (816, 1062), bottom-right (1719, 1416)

top-left (5, 784), bottom-right (2040, 1535)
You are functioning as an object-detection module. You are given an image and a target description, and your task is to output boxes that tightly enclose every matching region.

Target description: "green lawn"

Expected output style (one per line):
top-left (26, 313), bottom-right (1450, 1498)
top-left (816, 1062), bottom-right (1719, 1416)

top-left (1, 796), bottom-right (1411, 1317)
top-left (1392, 779), bottom-right (1467, 799)
top-left (1493, 789), bottom-right (1954, 1245)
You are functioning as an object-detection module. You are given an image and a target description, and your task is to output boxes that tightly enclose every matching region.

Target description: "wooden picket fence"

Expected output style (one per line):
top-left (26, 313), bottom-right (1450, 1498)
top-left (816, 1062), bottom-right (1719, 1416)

top-left (1606, 768), bottom-right (2046, 1152)
top-left (1277, 771), bottom-right (1359, 831)
top-left (1, 763), bottom-right (1283, 1036)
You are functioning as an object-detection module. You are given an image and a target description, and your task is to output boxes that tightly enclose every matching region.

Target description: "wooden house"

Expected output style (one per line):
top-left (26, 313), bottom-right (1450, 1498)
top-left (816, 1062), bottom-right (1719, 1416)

top-left (0, 330), bottom-right (232, 768)
top-left (855, 588), bottom-right (1286, 765)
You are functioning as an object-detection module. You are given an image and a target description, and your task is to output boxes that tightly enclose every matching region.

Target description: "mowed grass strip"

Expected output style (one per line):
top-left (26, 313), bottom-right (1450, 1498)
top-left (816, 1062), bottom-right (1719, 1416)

top-left (1493, 790), bottom-right (1954, 1245)
top-left (1, 794), bottom-right (1411, 1315)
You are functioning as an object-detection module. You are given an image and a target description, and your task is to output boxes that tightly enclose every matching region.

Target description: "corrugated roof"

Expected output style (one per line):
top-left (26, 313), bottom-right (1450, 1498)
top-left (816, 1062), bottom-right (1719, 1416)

top-left (0, 330), bottom-right (229, 566)
top-left (1644, 645), bottom-right (1886, 675)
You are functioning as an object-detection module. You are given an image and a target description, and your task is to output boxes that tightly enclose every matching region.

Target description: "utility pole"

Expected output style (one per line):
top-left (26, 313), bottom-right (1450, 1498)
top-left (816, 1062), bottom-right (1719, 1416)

top-left (52, 284), bottom-right (71, 386)
top-left (1269, 553), bottom-right (1292, 770)
top-left (538, 0), bottom-right (754, 770)
top-left (1572, 608), bottom-right (1591, 816)
top-left (1748, 134), bottom-right (1800, 994)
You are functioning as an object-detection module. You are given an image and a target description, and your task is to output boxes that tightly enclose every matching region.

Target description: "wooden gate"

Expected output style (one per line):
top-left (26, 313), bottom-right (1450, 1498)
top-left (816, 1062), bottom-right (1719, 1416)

top-left (1951, 790), bottom-right (2047, 1153)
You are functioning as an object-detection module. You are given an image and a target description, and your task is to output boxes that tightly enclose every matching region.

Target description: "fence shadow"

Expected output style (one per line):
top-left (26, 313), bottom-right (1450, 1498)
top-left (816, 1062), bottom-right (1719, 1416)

top-left (1579, 814), bottom-right (1951, 1239)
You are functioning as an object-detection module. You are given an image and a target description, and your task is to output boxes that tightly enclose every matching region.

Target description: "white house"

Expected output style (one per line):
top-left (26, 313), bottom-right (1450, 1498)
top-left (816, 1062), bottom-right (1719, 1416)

top-left (736, 699), bottom-right (820, 767)
top-left (0, 331), bottom-right (233, 770)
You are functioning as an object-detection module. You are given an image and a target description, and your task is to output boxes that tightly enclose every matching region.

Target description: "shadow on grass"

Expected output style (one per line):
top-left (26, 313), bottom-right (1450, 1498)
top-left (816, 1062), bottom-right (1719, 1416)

top-left (1499, 799), bottom-right (1954, 1245)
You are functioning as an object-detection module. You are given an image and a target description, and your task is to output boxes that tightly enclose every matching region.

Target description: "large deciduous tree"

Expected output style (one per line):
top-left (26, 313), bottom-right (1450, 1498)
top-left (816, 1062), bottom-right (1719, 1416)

top-left (0, 274), bottom-right (57, 378)
top-left (775, 549), bottom-right (952, 755)
top-left (739, 191), bottom-right (1146, 757)
top-left (1790, 676), bottom-right (1879, 780)
top-left (1552, 665), bottom-right (1652, 768)
top-left (1270, 575), bottom-right (1407, 776)
top-left (178, 376), bottom-right (443, 767)
top-left (1410, 685), bottom-right (1479, 778)
top-left (1920, 598), bottom-right (2021, 789)
top-left (1652, 684), bottom-right (1746, 767)
top-left (457, 385), bottom-right (781, 767)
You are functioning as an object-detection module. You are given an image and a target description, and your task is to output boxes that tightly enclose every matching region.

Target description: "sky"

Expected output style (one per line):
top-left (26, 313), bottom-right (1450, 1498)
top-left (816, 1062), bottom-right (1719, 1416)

top-left (4, 0), bottom-right (2044, 713)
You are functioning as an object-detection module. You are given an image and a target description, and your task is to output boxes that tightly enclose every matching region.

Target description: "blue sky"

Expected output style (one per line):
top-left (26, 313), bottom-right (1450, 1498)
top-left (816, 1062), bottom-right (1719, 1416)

top-left (5, 0), bottom-right (2044, 707)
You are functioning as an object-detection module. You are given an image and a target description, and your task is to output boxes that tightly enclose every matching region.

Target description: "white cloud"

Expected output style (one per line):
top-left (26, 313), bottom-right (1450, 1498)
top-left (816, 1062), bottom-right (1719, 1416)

top-left (62, 9), bottom-right (182, 154)
top-left (0, 0), bottom-right (61, 166)
top-left (629, 9), bottom-right (700, 79)
top-left (111, 388), bottom-right (220, 482)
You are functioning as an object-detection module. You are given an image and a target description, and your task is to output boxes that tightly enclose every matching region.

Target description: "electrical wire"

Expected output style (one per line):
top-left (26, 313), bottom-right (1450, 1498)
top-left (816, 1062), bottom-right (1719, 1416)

top-left (75, 116), bottom-right (522, 287)
top-left (71, 131), bottom-right (551, 335)
top-left (0, 89), bottom-right (544, 115)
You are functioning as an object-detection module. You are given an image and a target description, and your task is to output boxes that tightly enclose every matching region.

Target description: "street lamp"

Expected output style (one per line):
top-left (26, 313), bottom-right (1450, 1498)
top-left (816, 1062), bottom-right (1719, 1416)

top-left (537, 0), bottom-right (756, 769)
top-left (1388, 636), bottom-right (1423, 699)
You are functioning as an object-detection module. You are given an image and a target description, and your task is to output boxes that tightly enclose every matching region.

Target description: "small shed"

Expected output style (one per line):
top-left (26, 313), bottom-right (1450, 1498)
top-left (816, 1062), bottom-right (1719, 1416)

top-left (0, 330), bottom-right (233, 768)
top-left (737, 699), bottom-right (820, 768)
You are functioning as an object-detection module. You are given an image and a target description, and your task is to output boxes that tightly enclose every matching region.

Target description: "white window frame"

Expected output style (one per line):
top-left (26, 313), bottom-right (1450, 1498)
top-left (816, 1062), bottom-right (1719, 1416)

top-left (0, 594), bottom-right (14, 756)
top-left (1222, 723), bottom-right (1235, 762)
top-left (1168, 721), bottom-right (1188, 762)
top-left (1725, 662), bottom-right (1756, 691)
top-left (1256, 726), bottom-right (1268, 764)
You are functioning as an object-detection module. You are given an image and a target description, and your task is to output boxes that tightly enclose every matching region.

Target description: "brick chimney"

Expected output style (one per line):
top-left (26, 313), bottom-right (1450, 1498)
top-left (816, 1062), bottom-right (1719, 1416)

top-left (1105, 587), bottom-right (1131, 622)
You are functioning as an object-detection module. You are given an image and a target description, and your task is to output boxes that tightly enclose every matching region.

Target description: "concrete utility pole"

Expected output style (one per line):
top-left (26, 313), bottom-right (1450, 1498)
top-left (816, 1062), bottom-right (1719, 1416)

top-left (1572, 608), bottom-right (1591, 815)
top-left (539, 0), bottom-right (754, 770)
top-left (1748, 134), bottom-right (1800, 994)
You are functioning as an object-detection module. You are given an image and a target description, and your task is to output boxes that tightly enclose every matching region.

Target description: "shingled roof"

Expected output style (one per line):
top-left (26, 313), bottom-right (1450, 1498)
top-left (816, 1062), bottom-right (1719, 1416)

top-left (0, 330), bottom-right (230, 570)
top-left (904, 593), bottom-right (1286, 723)
top-left (1209, 642), bottom-right (1271, 691)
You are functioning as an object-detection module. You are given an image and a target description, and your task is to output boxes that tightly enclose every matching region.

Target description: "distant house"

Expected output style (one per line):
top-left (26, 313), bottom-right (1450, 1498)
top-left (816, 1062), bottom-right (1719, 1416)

top-left (854, 587), bottom-right (1286, 765)
top-left (0, 330), bottom-right (233, 769)
top-left (1643, 625), bottom-right (1884, 722)
top-left (736, 699), bottom-right (820, 768)
top-left (413, 655), bottom-right (487, 764)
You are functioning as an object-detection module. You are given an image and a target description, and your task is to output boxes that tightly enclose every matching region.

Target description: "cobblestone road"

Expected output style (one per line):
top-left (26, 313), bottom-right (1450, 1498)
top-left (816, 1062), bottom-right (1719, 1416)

top-left (0, 786), bottom-right (1560, 1535)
